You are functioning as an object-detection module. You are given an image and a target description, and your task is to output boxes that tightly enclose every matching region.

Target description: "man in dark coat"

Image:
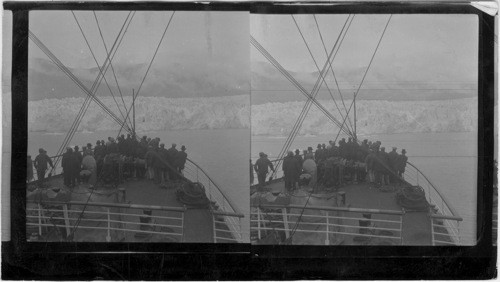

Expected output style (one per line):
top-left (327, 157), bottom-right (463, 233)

top-left (61, 147), bottom-right (75, 187)
top-left (397, 149), bottom-right (408, 179)
top-left (34, 148), bottom-right (54, 185)
top-left (73, 146), bottom-right (83, 184)
top-left (387, 147), bottom-right (399, 182)
top-left (254, 152), bottom-right (275, 187)
top-left (166, 144), bottom-right (179, 180)
top-left (175, 145), bottom-right (188, 175)
top-left (283, 151), bottom-right (300, 192)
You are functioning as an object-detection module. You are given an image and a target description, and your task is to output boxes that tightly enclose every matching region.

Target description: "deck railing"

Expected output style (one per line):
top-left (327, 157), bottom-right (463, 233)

top-left (429, 213), bottom-right (462, 245)
top-left (26, 200), bottom-right (185, 242)
top-left (251, 204), bottom-right (404, 245)
top-left (183, 158), bottom-right (246, 243)
top-left (403, 161), bottom-right (464, 245)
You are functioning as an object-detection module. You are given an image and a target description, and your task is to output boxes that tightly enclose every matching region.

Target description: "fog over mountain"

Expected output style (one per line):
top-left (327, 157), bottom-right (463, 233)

top-left (251, 61), bottom-right (477, 104)
top-left (28, 57), bottom-right (249, 101)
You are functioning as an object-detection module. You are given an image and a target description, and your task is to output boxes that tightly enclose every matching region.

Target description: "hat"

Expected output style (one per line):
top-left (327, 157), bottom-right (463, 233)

top-left (295, 149), bottom-right (300, 153)
top-left (402, 149), bottom-right (406, 153)
top-left (392, 147), bottom-right (397, 150)
top-left (308, 147), bottom-right (313, 151)
top-left (259, 152), bottom-right (265, 157)
top-left (317, 144), bottom-right (321, 148)
top-left (181, 145), bottom-right (186, 150)
top-left (39, 148), bottom-right (45, 153)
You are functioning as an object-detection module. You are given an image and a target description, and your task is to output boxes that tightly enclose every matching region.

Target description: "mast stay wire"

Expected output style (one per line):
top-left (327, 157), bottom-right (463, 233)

top-left (45, 12), bottom-right (135, 172)
top-left (313, 14), bottom-right (355, 134)
top-left (117, 11), bottom-right (176, 138)
top-left (335, 14), bottom-right (393, 143)
top-left (250, 37), bottom-right (353, 142)
top-left (28, 32), bottom-right (133, 134)
top-left (92, 11), bottom-right (134, 131)
top-left (292, 14), bottom-right (354, 136)
top-left (266, 15), bottom-right (356, 176)
top-left (72, 11), bottom-right (133, 133)
top-left (55, 11), bottom-right (133, 153)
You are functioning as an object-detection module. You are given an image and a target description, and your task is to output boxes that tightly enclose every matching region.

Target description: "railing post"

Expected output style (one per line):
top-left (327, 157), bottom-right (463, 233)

top-left (181, 209), bottom-right (185, 242)
top-left (282, 208), bottom-right (289, 239)
top-left (457, 221), bottom-right (461, 245)
top-left (212, 213), bottom-right (217, 243)
top-left (257, 208), bottom-right (261, 240)
top-left (196, 168), bottom-right (199, 182)
top-left (62, 204), bottom-right (70, 239)
top-left (430, 217), bottom-right (435, 246)
top-left (400, 213), bottom-right (404, 245)
top-left (325, 211), bottom-right (330, 245)
top-left (37, 203), bottom-right (42, 236)
top-left (106, 208), bottom-right (111, 242)
top-left (416, 172), bottom-right (419, 186)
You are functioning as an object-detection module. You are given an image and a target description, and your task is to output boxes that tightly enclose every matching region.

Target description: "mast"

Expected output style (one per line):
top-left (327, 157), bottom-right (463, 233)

top-left (353, 90), bottom-right (357, 141)
top-left (132, 88), bottom-right (136, 135)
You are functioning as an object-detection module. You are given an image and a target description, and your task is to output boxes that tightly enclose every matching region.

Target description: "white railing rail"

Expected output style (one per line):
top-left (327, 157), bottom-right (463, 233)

top-left (26, 200), bottom-right (185, 242)
top-left (183, 158), bottom-right (246, 243)
top-left (430, 214), bottom-right (463, 245)
top-left (251, 204), bottom-right (404, 245)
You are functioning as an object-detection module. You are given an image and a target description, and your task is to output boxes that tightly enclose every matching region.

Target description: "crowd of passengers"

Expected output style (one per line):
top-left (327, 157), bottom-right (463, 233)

top-left (253, 137), bottom-right (408, 193)
top-left (28, 134), bottom-right (188, 189)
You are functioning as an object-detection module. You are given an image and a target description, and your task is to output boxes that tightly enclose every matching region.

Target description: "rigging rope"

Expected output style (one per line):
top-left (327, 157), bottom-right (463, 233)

top-left (250, 37), bottom-right (351, 135)
top-left (72, 11), bottom-right (132, 132)
top-left (117, 11), bottom-right (176, 138)
top-left (47, 12), bottom-right (135, 172)
top-left (313, 14), bottom-right (356, 133)
top-left (28, 32), bottom-right (133, 133)
top-left (92, 11), bottom-right (134, 131)
top-left (335, 14), bottom-right (393, 143)
top-left (292, 14), bottom-right (354, 136)
top-left (254, 15), bottom-right (354, 177)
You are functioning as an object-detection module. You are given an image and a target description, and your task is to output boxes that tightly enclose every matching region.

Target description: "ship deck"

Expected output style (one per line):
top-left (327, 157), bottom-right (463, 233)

top-left (29, 176), bottom-right (219, 243)
top-left (255, 180), bottom-right (432, 245)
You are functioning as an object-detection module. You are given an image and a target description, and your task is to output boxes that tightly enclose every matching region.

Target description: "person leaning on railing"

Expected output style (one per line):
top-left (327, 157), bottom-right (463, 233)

top-left (34, 148), bottom-right (54, 186)
top-left (254, 152), bottom-right (275, 188)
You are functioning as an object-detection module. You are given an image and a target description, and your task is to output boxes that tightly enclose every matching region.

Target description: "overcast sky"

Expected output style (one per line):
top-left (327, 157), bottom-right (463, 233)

top-left (29, 11), bottom-right (249, 69)
top-left (251, 14), bottom-right (478, 86)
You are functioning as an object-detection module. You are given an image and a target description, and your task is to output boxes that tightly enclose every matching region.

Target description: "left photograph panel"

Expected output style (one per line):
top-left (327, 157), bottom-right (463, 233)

top-left (26, 10), bottom-right (250, 243)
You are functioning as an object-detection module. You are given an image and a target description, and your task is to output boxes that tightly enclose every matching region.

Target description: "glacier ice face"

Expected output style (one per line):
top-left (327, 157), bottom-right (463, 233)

top-left (28, 95), bottom-right (250, 133)
top-left (251, 97), bottom-right (478, 136)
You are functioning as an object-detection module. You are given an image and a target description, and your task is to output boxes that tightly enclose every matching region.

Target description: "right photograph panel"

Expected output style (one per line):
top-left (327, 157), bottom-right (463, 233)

top-left (250, 14), bottom-right (478, 246)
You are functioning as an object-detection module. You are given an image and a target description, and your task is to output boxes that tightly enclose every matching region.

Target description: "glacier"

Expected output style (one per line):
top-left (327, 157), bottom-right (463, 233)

top-left (251, 97), bottom-right (478, 136)
top-left (28, 95), bottom-right (477, 136)
top-left (28, 95), bottom-right (250, 133)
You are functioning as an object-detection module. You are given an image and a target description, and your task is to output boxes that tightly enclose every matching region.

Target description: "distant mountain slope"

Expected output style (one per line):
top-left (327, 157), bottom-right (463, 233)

top-left (28, 57), bottom-right (249, 101)
top-left (251, 61), bottom-right (477, 104)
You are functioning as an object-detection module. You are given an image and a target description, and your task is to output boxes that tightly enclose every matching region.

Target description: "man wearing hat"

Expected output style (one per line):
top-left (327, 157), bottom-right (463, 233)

top-left (397, 149), bottom-right (408, 179)
top-left (388, 147), bottom-right (400, 183)
top-left (175, 145), bottom-right (188, 175)
top-left (254, 152), bottom-right (275, 187)
top-left (34, 148), bottom-right (54, 185)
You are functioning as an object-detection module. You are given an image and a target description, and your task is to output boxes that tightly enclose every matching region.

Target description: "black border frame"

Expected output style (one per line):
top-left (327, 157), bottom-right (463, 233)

top-left (2, 1), bottom-right (496, 280)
